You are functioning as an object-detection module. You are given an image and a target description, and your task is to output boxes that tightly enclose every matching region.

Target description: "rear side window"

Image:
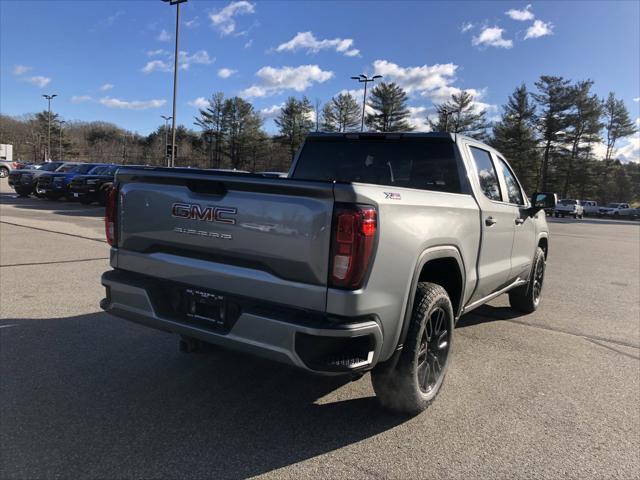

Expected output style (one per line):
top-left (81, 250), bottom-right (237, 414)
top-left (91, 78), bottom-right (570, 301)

top-left (470, 147), bottom-right (501, 201)
top-left (496, 157), bottom-right (524, 205)
top-left (292, 139), bottom-right (461, 193)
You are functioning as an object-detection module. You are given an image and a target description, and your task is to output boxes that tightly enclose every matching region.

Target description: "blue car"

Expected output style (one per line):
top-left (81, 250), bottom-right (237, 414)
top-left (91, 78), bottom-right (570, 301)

top-left (36, 163), bottom-right (111, 200)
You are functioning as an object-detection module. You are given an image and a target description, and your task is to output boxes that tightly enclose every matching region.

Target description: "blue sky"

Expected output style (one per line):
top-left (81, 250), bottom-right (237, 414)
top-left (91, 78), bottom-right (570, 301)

top-left (1, 0), bottom-right (638, 159)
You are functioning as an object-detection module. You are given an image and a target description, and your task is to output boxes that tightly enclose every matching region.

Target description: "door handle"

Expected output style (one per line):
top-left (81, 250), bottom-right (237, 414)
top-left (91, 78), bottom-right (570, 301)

top-left (485, 216), bottom-right (496, 226)
top-left (515, 218), bottom-right (525, 225)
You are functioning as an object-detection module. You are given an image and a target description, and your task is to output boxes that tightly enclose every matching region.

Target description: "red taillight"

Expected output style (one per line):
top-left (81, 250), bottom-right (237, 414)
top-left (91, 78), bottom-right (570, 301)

top-left (329, 204), bottom-right (377, 290)
top-left (12, 162), bottom-right (21, 169)
top-left (105, 186), bottom-right (118, 246)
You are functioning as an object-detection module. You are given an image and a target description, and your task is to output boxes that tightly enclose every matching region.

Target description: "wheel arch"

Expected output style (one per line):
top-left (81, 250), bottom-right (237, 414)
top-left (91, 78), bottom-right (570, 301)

top-left (392, 246), bottom-right (466, 360)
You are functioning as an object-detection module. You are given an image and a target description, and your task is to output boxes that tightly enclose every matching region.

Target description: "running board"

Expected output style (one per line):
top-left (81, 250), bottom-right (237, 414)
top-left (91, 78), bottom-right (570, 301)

top-left (461, 278), bottom-right (527, 315)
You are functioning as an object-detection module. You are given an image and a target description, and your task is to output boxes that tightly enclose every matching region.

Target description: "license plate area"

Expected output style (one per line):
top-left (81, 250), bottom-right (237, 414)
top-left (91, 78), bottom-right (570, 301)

top-left (179, 288), bottom-right (241, 333)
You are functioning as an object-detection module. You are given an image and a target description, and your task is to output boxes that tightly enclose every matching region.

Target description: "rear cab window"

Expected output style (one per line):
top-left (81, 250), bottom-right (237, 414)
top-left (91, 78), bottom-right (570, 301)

top-left (469, 146), bottom-right (501, 202)
top-left (291, 137), bottom-right (462, 194)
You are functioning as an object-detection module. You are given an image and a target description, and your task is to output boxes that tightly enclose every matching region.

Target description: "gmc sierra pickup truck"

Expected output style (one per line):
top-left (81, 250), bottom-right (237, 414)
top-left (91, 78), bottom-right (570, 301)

top-left (101, 133), bottom-right (556, 414)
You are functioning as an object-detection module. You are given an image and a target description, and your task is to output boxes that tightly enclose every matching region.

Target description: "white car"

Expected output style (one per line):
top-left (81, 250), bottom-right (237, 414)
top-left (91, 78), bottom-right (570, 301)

top-left (581, 200), bottom-right (599, 216)
top-left (598, 203), bottom-right (634, 217)
top-left (554, 199), bottom-right (584, 219)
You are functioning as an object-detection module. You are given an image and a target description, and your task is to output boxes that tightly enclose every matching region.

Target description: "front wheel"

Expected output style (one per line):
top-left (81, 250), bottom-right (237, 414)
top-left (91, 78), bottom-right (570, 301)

top-left (371, 282), bottom-right (454, 415)
top-left (0, 167), bottom-right (8, 178)
top-left (509, 247), bottom-right (546, 314)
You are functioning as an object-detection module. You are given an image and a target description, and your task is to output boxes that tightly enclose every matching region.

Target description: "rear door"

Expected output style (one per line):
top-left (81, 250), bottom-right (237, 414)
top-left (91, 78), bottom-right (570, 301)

top-left (466, 143), bottom-right (515, 301)
top-left (494, 155), bottom-right (536, 281)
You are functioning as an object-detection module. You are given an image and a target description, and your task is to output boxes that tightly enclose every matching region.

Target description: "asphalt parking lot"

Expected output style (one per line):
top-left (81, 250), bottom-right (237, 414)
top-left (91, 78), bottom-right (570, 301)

top-left (1, 179), bottom-right (638, 480)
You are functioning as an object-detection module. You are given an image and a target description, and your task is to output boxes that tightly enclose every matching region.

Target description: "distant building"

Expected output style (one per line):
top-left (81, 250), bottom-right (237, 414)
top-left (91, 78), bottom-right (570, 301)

top-left (0, 144), bottom-right (14, 162)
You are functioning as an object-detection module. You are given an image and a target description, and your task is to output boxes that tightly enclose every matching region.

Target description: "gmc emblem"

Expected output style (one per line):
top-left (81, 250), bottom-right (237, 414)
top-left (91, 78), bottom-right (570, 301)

top-left (171, 203), bottom-right (237, 225)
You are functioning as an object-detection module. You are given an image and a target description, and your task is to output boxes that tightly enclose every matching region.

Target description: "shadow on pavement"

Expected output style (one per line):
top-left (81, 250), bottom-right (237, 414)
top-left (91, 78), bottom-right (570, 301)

top-left (0, 312), bottom-right (406, 479)
top-left (456, 304), bottom-right (523, 328)
top-left (0, 191), bottom-right (104, 218)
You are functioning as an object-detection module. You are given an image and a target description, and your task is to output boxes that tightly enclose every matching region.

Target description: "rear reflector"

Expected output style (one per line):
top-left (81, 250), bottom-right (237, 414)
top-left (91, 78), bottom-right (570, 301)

top-left (105, 186), bottom-right (118, 246)
top-left (329, 204), bottom-right (377, 290)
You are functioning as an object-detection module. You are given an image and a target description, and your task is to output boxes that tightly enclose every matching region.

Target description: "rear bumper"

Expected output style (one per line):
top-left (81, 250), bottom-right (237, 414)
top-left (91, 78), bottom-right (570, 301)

top-left (101, 269), bottom-right (383, 375)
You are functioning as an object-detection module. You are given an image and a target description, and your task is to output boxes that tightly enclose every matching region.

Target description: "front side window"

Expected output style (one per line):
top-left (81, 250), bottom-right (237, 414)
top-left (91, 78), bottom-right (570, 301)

top-left (497, 157), bottom-right (524, 205)
top-left (470, 146), bottom-right (501, 201)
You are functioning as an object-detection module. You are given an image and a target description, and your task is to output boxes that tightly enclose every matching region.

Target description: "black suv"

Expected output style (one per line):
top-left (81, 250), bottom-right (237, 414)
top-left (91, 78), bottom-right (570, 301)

top-left (69, 164), bottom-right (120, 205)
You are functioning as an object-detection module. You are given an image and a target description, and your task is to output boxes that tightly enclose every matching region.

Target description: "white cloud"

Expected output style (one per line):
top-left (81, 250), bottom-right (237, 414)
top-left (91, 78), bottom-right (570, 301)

top-left (241, 64), bottom-right (334, 98)
top-left (141, 59), bottom-right (172, 74)
top-left (505, 4), bottom-right (534, 21)
top-left (12, 65), bottom-right (32, 75)
top-left (244, 39), bottom-right (253, 49)
top-left (275, 31), bottom-right (360, 57)
top-left (407, 106), bottom-right (433, 132)
top-left (633, 97), bottom-right (640, 102)
top-left (141, 50), bottom-right (213, 73)
top-left (184, 17), bottom-right (199, 29)
top-left (616, 136), bottom-right (640, 163)
top-left (259, 103), bottom-right (283, 120)
top-left (178, 50), bottom-right (214, 70)
top-left (371, 59), bottom-right (458, 98)
top-left (209, 1), bottom-right (256, 36)
top-left (157, 29), bottom-right (171, 42)
top-left (472, 26), bottom-right (513, 49)
top-left (217, 67), bottom-right (237, 78)
top-left (71, 95), bottom-right (92, 103)
top-left (147, 49), bottom-right (169, 57)
top-left (99, 97), bottom-right (166, 110)
top-left (24, 76), bottom-right (51, 88)
top-left (188, 97), bottom-right (209, 109)
top-left (524, 20), bottom-right (553, 39)
top-left (99, 83), bottom-right (114, 92)
top-left (460, 22), bottom-right (474, 33)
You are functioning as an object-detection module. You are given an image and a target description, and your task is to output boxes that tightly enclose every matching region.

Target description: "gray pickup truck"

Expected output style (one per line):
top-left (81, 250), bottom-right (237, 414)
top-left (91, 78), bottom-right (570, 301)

top-left (101, 133), bottom-right (555, 414)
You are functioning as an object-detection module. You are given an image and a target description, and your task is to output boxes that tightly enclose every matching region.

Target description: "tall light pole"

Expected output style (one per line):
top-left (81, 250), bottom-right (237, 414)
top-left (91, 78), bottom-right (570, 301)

top-left (350, 74), bottom-right (382, 132)
top-left (58, 120), bottom-right (66, 160)
top-left (161, 115), bottom-right (172, 167)
top-left (162, 0), bottom-right (187, 167)
top-left (42, 94), bottom-right (57, 160)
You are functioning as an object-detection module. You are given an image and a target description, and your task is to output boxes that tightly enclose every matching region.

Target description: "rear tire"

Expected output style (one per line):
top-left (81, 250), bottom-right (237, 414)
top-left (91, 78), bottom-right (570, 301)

top-left (509, 247), bottom-right (546, 314)
top-left (371, 282), bottom-right (454, 415)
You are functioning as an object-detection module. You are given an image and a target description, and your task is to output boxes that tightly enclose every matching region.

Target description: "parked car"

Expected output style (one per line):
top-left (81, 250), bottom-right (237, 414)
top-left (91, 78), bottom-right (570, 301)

top-left (554, 199), bottom-right (584, 218)
top-left (37, 163), bottom-right (109, 200)
top-left (598, 203), bottom-right (634, 217)
top-left (0, 159), bottom-right (27, 178)
top-left (581, 200), bottom-right (599, 216)
top-left (100, 132), bottom-right (555, 415)
top-left (8, 161), bottom-right (66, 197)
top-left (69, 164), bottom-right (120, 205)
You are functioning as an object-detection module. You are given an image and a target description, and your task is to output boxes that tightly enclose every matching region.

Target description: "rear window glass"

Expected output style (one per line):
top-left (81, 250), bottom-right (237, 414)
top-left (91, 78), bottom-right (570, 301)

top-left (292, 138), bottom-right (461, 193)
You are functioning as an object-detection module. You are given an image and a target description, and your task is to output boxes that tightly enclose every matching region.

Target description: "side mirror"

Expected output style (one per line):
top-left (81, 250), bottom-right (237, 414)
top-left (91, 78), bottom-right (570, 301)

top-left (530, 192), bottom-right (557, 214)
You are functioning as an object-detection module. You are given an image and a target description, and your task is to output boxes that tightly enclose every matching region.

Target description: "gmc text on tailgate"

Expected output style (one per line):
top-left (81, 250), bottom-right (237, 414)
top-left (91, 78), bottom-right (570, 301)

top-left (100, 132), bottom-right (555, 415)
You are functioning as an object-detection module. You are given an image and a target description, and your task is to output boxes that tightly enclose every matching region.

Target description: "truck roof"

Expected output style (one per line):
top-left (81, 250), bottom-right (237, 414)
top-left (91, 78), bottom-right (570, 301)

top-left (306, 132), bottom-right (457, 141)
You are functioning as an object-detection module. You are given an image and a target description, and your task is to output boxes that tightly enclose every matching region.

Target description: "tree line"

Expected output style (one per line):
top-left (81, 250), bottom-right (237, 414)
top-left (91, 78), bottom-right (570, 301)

top-left (1, 75), bottom-right (637, 203)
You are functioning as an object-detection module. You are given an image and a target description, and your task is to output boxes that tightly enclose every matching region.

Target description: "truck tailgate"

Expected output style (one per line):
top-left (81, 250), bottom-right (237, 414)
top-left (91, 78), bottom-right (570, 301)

top-left (113, 169), bottom-right (334, 310)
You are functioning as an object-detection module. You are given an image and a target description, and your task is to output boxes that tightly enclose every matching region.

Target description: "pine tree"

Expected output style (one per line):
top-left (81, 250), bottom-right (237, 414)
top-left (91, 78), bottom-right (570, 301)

top-left (532, 76), bottom-right (573, 191)
top-left (275, 96), bottom-right (314, 160)
top-left (603, 93), bottom-right (637, 162)
top-left (194, 92), bottom-right (226, 168)
top-left (365, 82), bottom-right (413, 132)
top-left (430, 90), bottom-right (488, 140)
top-left (561, 80), bottom-right (602, 198)
top-left (322, 93), bottom-right (361, 132)
top-left (222, 96), bottom-right (262, 169)
top-left (490, 84), bottom-right (539, 193)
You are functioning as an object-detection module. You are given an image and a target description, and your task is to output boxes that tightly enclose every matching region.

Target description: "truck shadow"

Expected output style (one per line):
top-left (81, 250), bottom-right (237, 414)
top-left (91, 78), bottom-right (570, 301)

top-left (0, 191), bottom-right (104, 218)
top-left (0, 313), bottom-right (406, 479)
